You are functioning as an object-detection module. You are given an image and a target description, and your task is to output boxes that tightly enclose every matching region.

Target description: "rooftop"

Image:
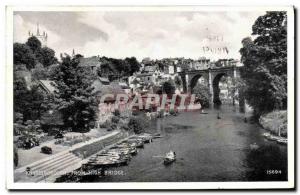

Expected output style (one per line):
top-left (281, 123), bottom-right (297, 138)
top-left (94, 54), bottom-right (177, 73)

top-left (38, 80), bottom-right (57, 94)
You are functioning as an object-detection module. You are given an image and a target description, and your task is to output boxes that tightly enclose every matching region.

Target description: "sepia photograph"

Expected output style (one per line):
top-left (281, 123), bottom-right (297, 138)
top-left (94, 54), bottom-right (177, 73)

top-left (6, 5), bottom-right (295, 190)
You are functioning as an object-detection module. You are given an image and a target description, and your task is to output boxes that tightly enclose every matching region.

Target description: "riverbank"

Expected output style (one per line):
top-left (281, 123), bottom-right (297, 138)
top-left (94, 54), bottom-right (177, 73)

top-left (259, 110), bottom-right (287, 137)
top-left (14, 130), bottom-right (129, 182)
top-left (15, 128), bottom-right (111, 168)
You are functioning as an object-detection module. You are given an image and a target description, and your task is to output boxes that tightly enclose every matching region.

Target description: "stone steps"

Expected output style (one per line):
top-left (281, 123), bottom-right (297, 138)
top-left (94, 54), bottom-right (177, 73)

top-left (14, 130), bottom-right (126, 183)
top-left (23, 152), bottom-right (82, 183)
top-left (30, 152), bottom-right (76, 171)
top-left (32, 154), bottom-right (79, 173)
top-left (35, 154), bottom-right (82, 182)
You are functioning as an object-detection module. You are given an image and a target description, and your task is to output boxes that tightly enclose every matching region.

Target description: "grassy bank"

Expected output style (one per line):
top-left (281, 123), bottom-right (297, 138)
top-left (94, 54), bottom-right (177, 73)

top-left (259, 110), bottom-right (287, 137)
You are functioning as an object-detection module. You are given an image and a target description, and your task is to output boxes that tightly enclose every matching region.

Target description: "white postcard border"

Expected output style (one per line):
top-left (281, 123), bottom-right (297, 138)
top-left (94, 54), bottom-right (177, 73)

top-left (5, 5), bottom-right (295, 190)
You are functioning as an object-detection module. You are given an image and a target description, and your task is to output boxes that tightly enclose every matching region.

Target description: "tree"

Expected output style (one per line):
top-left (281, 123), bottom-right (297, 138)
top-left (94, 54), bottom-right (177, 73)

top-left (14, 144), bottom-right (18, 167)
top-left (31, 63), bottom-right (49, 80)
top-left (174, 75), bottom-right (182, 89)
top-left (240, 11), bottom-right (287, 116)
top-left (13, 76), bottom-right (47, 121)
top-left (52, 55), bottom-right (97, 132)
top-left (36, 47), bottom-right (58, 67)
top-left (14, 37), bottom-right (58, 70)
top-left (26, 36), bottom-right (42, 53)
top-left (193, 83), bottom-right (211, 108)
top-left (128, 116), bottom-right (148, 134)
top-left (124, 57), bottom-right (141, 75)
top-left (14, 77), bottom-right (29, 118)
top-left (13, 43), bottom-right (36, 70)
top-left (162, 80), bottom-right (176, 95)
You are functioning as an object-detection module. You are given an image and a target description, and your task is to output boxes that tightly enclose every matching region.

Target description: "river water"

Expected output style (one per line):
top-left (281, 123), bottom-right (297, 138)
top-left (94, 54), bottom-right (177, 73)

top-left (80, 105), bottom-right (288, 182)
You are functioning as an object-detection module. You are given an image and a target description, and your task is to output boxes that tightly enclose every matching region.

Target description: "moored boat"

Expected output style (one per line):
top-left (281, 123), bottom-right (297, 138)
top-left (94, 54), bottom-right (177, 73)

top-left (268, 135), bottom-right (278, 141)
top-left (277, 138), bottom-right (287, 145)
top-left (262, 132), bottom-right (271, 139)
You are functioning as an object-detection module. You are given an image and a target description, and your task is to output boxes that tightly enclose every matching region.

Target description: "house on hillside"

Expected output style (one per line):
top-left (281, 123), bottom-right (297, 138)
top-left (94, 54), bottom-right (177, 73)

top-left (35, 80), bottom-right (57, 95)
top-left (119, 82), bottom-right (131, 94)
top-left (78, 56), bottom-right (102, 74)
top-left (92, 77), bottom-right (126, 102)
top-left (91, 77), bottom-right (131, 127)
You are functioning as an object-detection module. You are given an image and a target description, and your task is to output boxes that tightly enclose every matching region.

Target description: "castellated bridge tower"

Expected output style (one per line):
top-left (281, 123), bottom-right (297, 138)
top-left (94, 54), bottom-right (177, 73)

top-left (28, 23), bottom-right (48, 47)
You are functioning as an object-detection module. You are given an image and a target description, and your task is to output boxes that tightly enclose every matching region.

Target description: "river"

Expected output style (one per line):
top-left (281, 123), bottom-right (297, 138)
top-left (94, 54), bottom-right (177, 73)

top-left (67, 105), bottom-right (288, 182)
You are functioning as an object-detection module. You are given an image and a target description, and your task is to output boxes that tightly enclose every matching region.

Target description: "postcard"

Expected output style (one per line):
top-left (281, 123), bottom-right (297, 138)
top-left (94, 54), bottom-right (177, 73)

top-left (6, 5), bottom-right (295, 190)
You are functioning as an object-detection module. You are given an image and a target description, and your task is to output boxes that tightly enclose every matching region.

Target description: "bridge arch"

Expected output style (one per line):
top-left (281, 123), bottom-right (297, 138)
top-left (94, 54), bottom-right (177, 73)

top-left (190, 74), bottom-right (204, 93)
top-left (179, 66), bottom-right (245, 112)
top-left (213, 73), bottom-right (227, 105)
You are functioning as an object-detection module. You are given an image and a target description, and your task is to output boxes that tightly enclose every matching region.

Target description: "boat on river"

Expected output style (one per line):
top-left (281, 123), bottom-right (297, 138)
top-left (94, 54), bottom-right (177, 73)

top-left (268, 135), bottom-right (279, 141)
top-left (152, 133), bottom-right (163, 138)
top-left (127, 138), bottom-right (144, 148)
top-left (163, 151), bottom-right (176, 165)
top-left (262, 132), bottom-right (287, 145)
top-left (263, 132), bottom-right (271, 139)
top-left (83, 134), bottom-right (161, 171)
top-left (200, 109), bottom-right (208, 114)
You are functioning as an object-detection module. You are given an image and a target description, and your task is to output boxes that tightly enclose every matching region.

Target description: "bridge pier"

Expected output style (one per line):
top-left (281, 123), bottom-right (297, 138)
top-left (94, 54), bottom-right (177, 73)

top-left (208, 70), bottom-right (214, 105)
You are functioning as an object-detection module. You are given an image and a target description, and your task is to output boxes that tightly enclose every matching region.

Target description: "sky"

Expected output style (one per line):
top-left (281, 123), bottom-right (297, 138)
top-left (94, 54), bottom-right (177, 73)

top-left (13, 11), bottom-right (265, 61)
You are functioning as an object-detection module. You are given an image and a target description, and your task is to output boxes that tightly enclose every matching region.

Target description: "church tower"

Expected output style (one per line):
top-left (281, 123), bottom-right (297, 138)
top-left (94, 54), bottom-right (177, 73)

top-left (28, 23), bottom-right (48, 47)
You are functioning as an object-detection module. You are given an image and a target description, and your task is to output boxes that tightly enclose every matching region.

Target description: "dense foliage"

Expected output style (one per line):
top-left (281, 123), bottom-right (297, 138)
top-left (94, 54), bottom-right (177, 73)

top-left (13, 77), bottom-right (47, 122)
top-left (13, 37), bottom-right (58, 128)
top-left (97, 56), bottom-right (140, 80)
top-left (174, 75), bottom-right (182, 89)
top-left (193, 83), bottom-right (211, 108)
top-left (162, 80), bottom-right (176, 95)
top-left (128, 116), bottom-right (148, 134)
top-left (240, 11), bottom-right (287, 116)
top-left (14, 36), bottom-right (57, 70)
top-left (52, 55), bottom-right (97, 132)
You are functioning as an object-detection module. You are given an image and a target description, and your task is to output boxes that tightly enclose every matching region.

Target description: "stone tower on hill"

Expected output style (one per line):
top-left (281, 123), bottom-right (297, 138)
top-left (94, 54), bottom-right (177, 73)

top-left (28, 23), bottom-right (48, 47)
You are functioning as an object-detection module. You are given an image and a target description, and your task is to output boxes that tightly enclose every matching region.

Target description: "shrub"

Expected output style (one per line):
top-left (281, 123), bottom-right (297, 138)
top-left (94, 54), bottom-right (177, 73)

top-left (193, 83), bottom-right (210, 108)
top-left (162, 80), bottom-right (176, 95)
top-left (14, 144), bottom-right (18, 167)
top-left (14, 122), bottom-right (25, 136)
top-left (120, 124), bottom-right (129, 131)
top-left (110, 123), bottom-right (117, 130)
top-left (111, 116), bottom-right (120, 124)
top-left (128, 116), bottom-right (148, 134)
top-left (259, 110), bottom-right (287, 137)
top-left (99, 120), bottom-right (111, 128)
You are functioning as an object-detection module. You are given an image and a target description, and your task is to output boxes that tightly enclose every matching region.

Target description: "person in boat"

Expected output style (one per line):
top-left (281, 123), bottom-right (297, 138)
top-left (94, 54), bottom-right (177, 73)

top-left (200, 109), bottom-right (208, 114)
top-left (164, 151), bottom-right (176, 163)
